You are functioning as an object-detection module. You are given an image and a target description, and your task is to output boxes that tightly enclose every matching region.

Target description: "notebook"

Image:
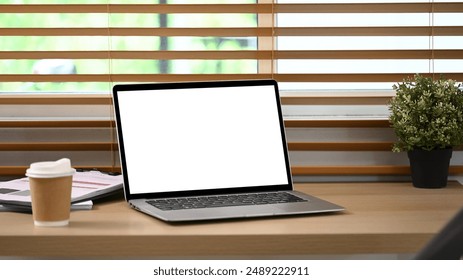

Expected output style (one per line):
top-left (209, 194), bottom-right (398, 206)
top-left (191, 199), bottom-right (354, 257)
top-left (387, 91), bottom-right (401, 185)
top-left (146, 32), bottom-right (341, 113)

top-left (112, 79), bottom-right (344, 222)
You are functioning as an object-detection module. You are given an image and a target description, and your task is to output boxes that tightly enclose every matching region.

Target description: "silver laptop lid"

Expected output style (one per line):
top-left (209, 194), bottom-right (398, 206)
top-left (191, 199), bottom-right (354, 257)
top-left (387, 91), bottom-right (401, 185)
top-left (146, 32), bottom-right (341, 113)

top-left (112, 79), bottom-right (293, 201)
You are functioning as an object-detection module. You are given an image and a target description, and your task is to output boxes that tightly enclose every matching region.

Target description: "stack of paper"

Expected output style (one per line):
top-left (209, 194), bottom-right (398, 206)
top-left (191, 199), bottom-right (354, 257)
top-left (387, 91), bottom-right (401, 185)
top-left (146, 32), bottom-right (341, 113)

top-left (0, 170), bottom-right (123, 212)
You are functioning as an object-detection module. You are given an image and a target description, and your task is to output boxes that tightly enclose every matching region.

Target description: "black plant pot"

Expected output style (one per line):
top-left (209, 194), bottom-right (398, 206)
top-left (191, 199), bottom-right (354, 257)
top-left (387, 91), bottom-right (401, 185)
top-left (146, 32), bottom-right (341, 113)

top-left (407, 148), bottom-right (453, 188)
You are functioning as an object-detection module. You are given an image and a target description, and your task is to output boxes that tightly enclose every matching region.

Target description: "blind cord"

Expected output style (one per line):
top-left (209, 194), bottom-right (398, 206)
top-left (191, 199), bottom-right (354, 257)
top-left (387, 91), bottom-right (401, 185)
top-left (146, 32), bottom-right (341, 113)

top-left (429, 0), bottom-right (435, 79)
top-left (107, 2), bottom-right (117, 173)
top-left (271, 0), bottom-right (275, 80)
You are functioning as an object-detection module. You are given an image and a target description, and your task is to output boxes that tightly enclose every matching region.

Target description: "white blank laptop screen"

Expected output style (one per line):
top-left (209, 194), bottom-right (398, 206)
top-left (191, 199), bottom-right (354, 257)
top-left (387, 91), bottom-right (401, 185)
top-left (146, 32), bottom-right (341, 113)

top-left (116, 84), bottom-right (289, 195)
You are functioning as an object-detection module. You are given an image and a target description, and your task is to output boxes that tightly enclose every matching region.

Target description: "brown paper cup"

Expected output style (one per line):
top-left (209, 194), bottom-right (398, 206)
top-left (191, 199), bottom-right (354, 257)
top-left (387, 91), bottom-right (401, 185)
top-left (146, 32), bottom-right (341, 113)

top-left (26, 158), bottom-right (75, 227)
top-left (29, 176), bottom-right (73, 227)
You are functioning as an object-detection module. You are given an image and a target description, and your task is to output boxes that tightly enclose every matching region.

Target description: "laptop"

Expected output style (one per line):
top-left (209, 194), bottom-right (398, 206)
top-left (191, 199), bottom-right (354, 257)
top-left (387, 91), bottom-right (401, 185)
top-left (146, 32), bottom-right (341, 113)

top-left (112, 79), bottom-right (344, 222)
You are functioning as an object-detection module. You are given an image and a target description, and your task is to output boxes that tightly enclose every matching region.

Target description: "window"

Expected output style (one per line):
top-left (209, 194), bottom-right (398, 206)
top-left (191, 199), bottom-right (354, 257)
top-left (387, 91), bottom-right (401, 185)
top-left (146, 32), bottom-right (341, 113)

top-left (0, 0), bottom-right (258, 94)
top-left (277, 0), bottom-right (463, 91)
top-left (1, 1), bottom-right (462, 94)
top-left (0, 0), bottom-right (463, 93)
top-left (1, 1), bottom-right (463, 177)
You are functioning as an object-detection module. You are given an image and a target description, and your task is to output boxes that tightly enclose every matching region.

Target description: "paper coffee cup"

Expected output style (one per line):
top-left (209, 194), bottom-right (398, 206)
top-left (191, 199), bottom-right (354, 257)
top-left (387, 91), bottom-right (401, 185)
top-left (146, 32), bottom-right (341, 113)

top-left (26, 158), bottom-right (76, 227)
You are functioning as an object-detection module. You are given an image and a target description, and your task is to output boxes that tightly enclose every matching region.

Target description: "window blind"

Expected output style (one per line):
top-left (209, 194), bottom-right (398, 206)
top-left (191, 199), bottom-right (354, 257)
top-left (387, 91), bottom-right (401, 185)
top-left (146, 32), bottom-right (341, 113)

top-left (1, 1), bottom-right (463, 177)
top-left (1, 1), bottom-right (462, 91)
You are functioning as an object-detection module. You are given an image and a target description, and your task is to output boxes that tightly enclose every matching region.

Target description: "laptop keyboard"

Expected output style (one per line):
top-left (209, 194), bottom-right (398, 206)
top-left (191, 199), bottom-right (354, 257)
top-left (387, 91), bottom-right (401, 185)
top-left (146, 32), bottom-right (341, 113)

top-left (146, 192), bottom-right (307, 211)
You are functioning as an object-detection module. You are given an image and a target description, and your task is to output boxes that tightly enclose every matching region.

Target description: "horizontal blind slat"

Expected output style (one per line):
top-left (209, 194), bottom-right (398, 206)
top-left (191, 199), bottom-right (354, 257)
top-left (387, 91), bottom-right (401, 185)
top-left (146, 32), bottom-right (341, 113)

top-left (0, 120), bottom-right (111, 127)
top-left (4, 142), bottom-right (421, 152)
top-left (276, 50), bottom-right (463, 60)
top-left (0, 92), bottom-right (396, 106)
top-left (3, 50), bottom-right (463, 60)
top-left (291, 166), bottom-right (463, 176)
top-left (0, 4), bottom-right (272, 14)
top-left (0, 27), bottom-right (273, 37)
top-left (0, 95), bottom-right (110, 105)
top-left (0, 120), bottom-right (388, 127)
top-left (0, 50), bottom-right (273, 60)
top-left (3, 27), bottom-right (463, 37)
top-left (277, 26), bottom-right (463, 36)
top-left (275, 73), bottom-right (463, 83)
top-left (0, 142), bottom-right (116, 151)
top-left (3, 165), bottom-right (463, 176)
top-left (288, 142), bottom-right (393, 151)
top-left (18, 142), bottom-right (459, 152)
top-left (5, 27), bottom-right (266, 37)
top-left (0, 74), bottom-right (270, 82)
top-left (275, 3), bottom-right (463, 13)
top-left (3, 73), bottom-right (463, 83)
top-left (0, 166), bottom-right (120, 176)
top-left (2, 3), bottom-right (462, 14)
top-left (0, 120), bottom-right (390, 128)
top-left (284, 120), bottom-right (390, 128)
top-left (0, 94), bottom-right (399, 108)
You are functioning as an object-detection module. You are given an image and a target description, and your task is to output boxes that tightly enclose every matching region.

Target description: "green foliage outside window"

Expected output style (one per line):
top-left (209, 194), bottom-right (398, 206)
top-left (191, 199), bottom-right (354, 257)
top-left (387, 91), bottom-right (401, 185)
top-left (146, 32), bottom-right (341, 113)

top-left (0, 0), bottom-right (257, 93)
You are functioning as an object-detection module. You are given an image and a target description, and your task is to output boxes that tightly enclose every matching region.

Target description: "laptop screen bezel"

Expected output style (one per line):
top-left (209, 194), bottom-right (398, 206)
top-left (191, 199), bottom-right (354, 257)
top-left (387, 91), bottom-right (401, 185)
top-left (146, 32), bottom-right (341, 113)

top-left (112, 79), bottom-right (293, 200)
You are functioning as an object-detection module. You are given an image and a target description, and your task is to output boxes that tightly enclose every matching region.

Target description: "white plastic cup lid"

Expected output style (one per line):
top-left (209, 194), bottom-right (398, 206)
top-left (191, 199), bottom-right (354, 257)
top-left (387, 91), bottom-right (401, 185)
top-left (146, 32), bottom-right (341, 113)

top-left (26, 158), bottom-right (76, 178)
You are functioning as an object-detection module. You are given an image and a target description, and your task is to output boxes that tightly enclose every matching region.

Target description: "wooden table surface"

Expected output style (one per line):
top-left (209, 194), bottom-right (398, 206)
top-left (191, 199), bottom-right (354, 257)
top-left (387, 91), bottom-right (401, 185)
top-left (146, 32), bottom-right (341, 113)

top-left (1, 181), bottom-right (462, 259)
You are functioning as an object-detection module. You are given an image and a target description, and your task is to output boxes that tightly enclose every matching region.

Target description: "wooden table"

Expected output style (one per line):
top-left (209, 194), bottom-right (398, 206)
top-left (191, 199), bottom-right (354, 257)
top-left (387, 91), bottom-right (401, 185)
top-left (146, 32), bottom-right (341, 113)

top-left (1, 182), bottom-right (462, 259)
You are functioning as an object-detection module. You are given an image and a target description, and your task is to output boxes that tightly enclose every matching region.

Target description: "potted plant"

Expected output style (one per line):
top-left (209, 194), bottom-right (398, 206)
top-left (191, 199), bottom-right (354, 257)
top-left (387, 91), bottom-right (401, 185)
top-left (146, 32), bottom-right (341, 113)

top-left (389, 74), bottom-right (463, 188)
